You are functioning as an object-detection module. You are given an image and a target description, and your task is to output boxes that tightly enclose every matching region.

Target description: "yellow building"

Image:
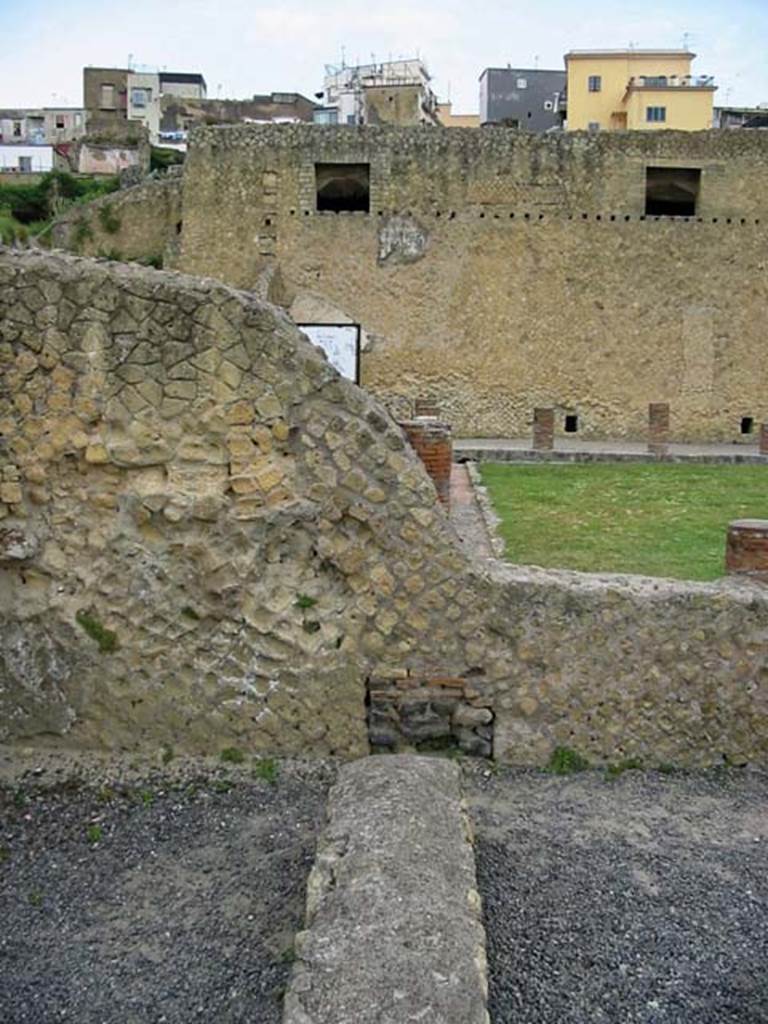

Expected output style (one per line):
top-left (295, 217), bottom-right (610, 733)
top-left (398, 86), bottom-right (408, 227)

top-left (435, 102), bottom-right (480, 128)
top-left (565, 50), bottom-right (715, 131)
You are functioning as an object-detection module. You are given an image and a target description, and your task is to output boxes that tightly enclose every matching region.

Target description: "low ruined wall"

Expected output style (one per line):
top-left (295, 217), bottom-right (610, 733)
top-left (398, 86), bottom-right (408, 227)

top-left (0, 248), bottom-right (766, 766)
top-left (487, 565), bottom-right (768, 768)
top-left (51, 175), bottom-right (182, 267)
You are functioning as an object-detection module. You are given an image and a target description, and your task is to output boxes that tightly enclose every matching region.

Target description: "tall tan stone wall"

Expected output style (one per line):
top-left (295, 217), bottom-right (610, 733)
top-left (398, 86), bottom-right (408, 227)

top-left (1, 248), bottom-right (766, 767)
top-left (178, 125), bottom-right (768, 441)
top-left (51, 174), bottom-right (182, 267)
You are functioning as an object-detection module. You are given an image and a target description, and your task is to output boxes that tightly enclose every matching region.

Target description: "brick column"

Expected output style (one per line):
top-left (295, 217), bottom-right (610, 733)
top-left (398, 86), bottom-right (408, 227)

top-left (532, 407), bottom-right (554, 451)
top-left (414, 396), bottom-right (440, 418)
top-left (400, 419), bottom-right (452, 508)
top-left (725, 520), bottom-right (768, 582)
top-left (759, 423), bottom-right (768, 456)
top-left (648, 402), bottom-right (670, 456)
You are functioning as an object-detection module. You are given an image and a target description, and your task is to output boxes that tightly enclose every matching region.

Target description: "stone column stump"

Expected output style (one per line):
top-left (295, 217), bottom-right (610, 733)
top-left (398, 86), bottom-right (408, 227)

top-left (532, 407), bottom-right (555, 451)
top-left (725, 519), bottom-right (768, 582)
top-left (400, 419), bottom-right (453, 508)
top-left (648, 402), bottom-right (670, 456)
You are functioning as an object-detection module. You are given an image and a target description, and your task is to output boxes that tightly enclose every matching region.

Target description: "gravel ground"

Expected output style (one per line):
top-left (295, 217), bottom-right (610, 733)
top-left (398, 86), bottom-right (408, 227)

top-left (0, 750), bottom-right (334, 1024)
top-left (465, 764), bottom-right (768, 1024)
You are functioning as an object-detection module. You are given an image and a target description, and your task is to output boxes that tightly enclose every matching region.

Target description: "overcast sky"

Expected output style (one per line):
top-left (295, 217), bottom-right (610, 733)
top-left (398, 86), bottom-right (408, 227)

top-left (2, 0), bottom-right (767, 112)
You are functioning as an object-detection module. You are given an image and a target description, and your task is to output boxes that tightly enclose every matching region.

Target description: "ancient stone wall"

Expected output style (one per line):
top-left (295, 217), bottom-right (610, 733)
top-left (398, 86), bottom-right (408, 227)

top-left (51, 174), bottom-right (182, 268)
top-left (0, 248), bottom-right (483, 754)
top-left (487, 564), bottom-right (768, 768)
top-left (1, 249), bottom-right (766, 767)
top-left (178, 125), bottom-right (768, 441)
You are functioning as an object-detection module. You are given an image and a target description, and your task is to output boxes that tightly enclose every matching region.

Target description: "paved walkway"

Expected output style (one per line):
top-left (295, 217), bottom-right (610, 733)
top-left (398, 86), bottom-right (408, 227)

top-left (449, 463), bottom-right (494, 558)
top-left (455, 437), bottom-right (767, 464)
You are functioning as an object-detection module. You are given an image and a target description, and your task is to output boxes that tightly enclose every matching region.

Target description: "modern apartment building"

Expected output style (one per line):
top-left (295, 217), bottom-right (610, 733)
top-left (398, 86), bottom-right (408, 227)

top-left (564, 49), bottom-right (715, 131)
top-left (479, 68), bottom-right (566, 129)
top-left (316, 59), bottom-right (439, 126)
top-left (83, 66), bottom-right (206, 141)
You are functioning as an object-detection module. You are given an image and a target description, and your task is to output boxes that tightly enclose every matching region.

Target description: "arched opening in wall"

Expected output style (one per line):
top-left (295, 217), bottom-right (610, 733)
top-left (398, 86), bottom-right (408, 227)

top-left (316, 163), bottom-right (370, 213)
top-left (645, 167), bottom-right (701, 217)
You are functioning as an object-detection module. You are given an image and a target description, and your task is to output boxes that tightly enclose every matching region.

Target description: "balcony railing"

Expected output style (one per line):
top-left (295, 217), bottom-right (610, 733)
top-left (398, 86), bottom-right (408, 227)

top-left (628, 74), bottom-right (715, 89)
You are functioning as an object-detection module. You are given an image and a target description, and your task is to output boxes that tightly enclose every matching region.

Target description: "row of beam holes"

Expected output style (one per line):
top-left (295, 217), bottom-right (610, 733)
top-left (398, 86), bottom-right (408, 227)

top-left (285, 209), bottom-right (760, 225)
top-left (544, 415), bottom-right (757, 434)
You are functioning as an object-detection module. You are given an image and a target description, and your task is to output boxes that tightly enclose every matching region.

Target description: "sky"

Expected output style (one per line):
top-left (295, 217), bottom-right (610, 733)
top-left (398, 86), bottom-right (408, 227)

top-left (2, 0), bottom-right (767, 113)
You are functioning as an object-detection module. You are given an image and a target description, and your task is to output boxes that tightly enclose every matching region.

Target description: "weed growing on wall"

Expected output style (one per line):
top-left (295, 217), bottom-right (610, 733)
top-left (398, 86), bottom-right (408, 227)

top-left (220, 747), bottom-right (245, 764)
top-left (97, 202), bottom-right (121, 234)
top-left (75, 609), bottom-right (119, 653)
top-left (546, 746), bottom-right (590, 774)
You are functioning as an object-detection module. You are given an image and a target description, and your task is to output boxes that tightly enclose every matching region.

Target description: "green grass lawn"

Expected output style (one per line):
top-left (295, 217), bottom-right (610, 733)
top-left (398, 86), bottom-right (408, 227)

top-left (479, 462), bottom-right (768, 581)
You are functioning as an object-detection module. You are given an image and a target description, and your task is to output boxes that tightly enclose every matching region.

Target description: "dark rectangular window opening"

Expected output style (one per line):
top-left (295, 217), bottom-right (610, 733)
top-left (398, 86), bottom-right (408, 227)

top-left (316, 163), bottom-right (370, 213)
top-left (741, 416), bottom-right (754, 435)
top-left (645, 167), bottom-right (701, 217)
top-left (588, 75), bottom-right (602, 92)
top-left (564, 413), bottom-right (579, 433)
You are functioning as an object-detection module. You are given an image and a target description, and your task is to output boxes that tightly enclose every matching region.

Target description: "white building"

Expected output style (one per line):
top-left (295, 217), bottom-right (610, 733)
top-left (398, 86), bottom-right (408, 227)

top-left (0, 144), bottom-right (54, 173)
top-left (319, 58), bottom-right (438, 125)
top-left (126, 69), bottom-right (206, 144)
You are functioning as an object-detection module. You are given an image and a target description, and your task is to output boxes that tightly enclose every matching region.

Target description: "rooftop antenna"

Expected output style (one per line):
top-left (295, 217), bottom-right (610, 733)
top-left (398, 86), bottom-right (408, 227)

top-left (341, 45), bottom-right (346, 69)
top-left (682, 31), bottom-right (691, 50)
top-left (534, 54), bottom-right (540, 70)
top-left (127, 52), bottom-right (133, 70)
top-left (628, 40), bottom-right (637, 49)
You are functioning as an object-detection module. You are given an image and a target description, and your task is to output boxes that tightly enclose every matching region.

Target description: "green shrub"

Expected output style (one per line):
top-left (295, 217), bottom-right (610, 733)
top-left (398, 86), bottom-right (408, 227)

top-left (150, 146), bottom-right (185, 173)
top-left (253, 758), bottom-right (279, 783)
top-left (220, 746), bottom-right (245, 764)
top-left (86, 824), bottom-right (103, 844)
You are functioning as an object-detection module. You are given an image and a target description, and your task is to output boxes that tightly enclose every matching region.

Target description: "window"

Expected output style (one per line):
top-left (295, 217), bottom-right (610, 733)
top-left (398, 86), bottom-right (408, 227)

top-left (313, 109), bottom-right (338, 125)
top-left (55, 115), bottom-right (66, 129)
top-left (131, 88), bottom-right (150, 108)
top-left (588, 75), bottom-right (602, 92)
top-left (645, 167), bottom-right (701, 216)
top-left (741, 417), bottom-right (754, 435)
top-left (12, 121), bottom-right (22, 137)
top-left (18, 156), bottom-right (32, 172)
top-left (564, 414), bottom-right (579, 433)
top-left (100, 83), bottom-right (116, 109)
top-left (646, 106), bottom-right (666, 123)
top-left (516, 77), bottom-right (527, 89)
top-left (588, 121), bottom-right (600, 132)
top-left (315, 163), bottom-right (370, 212)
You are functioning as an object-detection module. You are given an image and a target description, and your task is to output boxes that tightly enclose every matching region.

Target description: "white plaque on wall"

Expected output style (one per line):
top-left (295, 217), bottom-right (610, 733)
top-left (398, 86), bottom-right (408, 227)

top-left (297, 323), bottom-right (361, 383)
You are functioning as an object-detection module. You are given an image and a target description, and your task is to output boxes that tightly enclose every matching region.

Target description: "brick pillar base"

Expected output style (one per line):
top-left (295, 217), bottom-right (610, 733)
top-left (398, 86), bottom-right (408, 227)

top-left (725, 519), bottom-right (768, 582)
top-left (760, 423), bottom-right (768, 456)
top-left (532, 407), bottom-right (554, 451)
top-left (400, 419), bottom-right (452, 508)
top-left (414, 397), bottom-right (440, 418)
top-left (648, 402), bottom-right (670, 456)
